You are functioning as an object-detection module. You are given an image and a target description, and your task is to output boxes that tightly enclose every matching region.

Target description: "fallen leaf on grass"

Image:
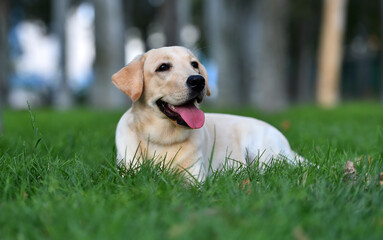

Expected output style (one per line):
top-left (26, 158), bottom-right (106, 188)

top-left (293, 226), bottom-right (309, 240)
top-left (281, 120), bottom-right (291, 131)
top-left (239, 178), bottom-right (252, 195)
top-left (380, 173), bottom-right (383, 186)
top-left (343, 160), bottom-right (357, 183)
top-left (168, 223), bottom-right (189, 239)
top-left (240, 178), bottom-right (251, 188)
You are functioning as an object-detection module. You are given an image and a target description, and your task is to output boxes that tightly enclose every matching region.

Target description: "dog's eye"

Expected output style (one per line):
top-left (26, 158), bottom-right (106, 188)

top-left (156, 63), bottom-right (171, 72)
top-left (191, 61), bottom-right (199, 69)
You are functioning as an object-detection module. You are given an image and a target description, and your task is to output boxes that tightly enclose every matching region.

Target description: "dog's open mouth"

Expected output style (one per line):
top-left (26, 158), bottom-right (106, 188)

top-left (156, 98), bottom-right (205, 129)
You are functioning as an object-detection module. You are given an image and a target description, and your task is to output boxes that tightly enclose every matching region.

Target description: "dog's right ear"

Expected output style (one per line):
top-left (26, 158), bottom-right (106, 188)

top-left (112, 55), bottom-right (144, 102)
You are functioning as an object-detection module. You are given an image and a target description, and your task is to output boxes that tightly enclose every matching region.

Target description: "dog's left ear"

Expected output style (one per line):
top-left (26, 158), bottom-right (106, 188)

top-left (112, 55), bottom-right (144, 102)
top-left (199, 63), bottom-right (211, 96)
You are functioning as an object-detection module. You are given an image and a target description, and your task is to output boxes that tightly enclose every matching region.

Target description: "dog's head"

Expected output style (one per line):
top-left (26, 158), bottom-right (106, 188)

top-left (112, 46), bottom-right (211, 129)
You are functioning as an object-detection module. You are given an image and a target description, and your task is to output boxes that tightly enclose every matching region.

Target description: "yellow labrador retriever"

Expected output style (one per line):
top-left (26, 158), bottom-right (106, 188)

top-left (113, 46), bottom-right (303, 181)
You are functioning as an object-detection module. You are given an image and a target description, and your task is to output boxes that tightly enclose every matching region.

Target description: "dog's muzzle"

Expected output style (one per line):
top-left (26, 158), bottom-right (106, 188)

top-left (155, 75), bottom-right (207, 129)
top-left (187, 75), bottom-right (205, 93)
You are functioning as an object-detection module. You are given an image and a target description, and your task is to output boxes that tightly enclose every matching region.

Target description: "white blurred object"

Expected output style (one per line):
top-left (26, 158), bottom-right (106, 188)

top-left (125, 35), bottom-right (145, 63)
top-left (12, 2), bottom-right (95, 94)
top-left (147, 32), bottom-right (166, 49)
top-left (8, 88), bottom-right (43, 109)
top-left (66, 2), bottom-right (95, 90)
top-left (180, 24), bottom-right (200, 48)
top-left (14, 21), bottom-right (59, 83)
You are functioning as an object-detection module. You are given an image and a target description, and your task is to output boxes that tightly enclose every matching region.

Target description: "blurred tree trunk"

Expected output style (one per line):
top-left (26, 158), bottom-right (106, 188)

top-left (316, 0), bottom-right (348, 107)
top-left (161, 0), bottom-right (191, 47)
top-left (204, 0), bottom-right (243, 106)
top-left (52, 0), bottom-right (73, 108)
top-left (251, 0), bottom-right (289, 111)
top-left (240, 2), bottom-right (257, 104)
top-left (0, 0), bottom-right (9, 133)
top-left (91, 0), bottom-right (127, 108)
top-left (297, 21), bottom-right (315, 102)
top-left (162, 0), bottom-right (180, 46)
top-left (177, 0), bottom-right (192, 47)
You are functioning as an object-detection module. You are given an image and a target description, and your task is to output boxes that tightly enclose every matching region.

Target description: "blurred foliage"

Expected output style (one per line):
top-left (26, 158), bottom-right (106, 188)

top-left (8, 0), bottom-right (383, 46)
top-left (346, 0), bottom-right (381, 43)
top-left (10, 0), bottom-right (52, 25)
top-left (4, 0), bottom-right (383, 102)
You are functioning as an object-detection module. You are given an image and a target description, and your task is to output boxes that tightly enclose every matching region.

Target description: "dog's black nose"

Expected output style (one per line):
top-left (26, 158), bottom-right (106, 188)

top-left (186, 75), bottom-right (205, 93)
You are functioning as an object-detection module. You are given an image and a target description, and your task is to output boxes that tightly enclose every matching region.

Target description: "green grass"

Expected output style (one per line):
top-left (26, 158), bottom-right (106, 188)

top-left (1, 103), bottom-right (383, 240)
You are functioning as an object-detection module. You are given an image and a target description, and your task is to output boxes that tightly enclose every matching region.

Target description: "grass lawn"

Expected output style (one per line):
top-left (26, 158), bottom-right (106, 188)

top-left (0, 103), bottom-right (383, 239)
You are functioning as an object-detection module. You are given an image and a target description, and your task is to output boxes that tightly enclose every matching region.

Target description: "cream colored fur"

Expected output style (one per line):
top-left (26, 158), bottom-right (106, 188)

top-left (113, 46), bottom-right (303, 181)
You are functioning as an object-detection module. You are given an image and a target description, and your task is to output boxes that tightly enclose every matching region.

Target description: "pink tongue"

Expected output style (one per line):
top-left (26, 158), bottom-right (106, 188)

top-left (174, 103), bottom-right (205, 129)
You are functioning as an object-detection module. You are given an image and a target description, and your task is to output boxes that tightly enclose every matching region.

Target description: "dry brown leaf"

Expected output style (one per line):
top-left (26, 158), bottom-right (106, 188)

top-left (343, 160), bottom-right (357, 183)
top-left (293, 226), bottom-right (309, 240)
top-left (240, 178), bottom-right (251, 189)
top-left (281, 120), bottom-right (291, 131)
top-left (239, 178), bottom-right (252, 195)
top-left (379, 173), bottom-right (383, 186)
